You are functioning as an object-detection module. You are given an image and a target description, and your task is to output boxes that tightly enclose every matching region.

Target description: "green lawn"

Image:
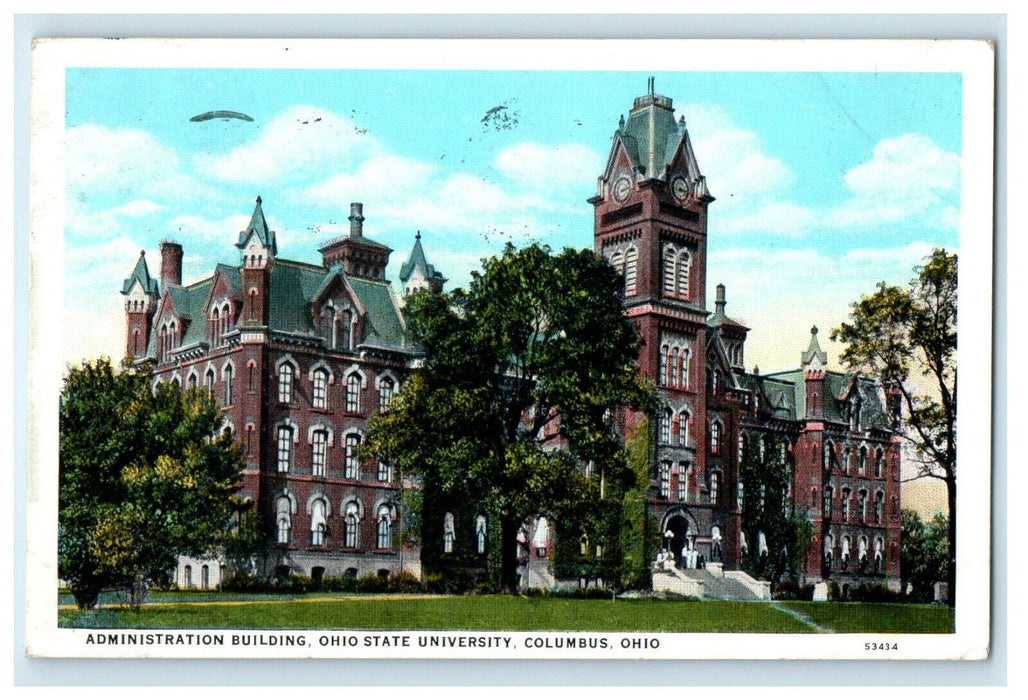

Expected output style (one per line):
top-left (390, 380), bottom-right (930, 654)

top-left (779, 601), bottom-right (954, 634)
top-left (58, 594), bottom-right (952, 634)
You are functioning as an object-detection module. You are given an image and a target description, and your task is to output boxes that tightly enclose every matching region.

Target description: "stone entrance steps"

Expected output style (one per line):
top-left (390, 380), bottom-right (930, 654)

top-left (654, 565), bottom-right (771, 600)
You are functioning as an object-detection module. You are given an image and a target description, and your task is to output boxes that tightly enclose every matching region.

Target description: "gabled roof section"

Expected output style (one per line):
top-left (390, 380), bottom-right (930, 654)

top-left (706, 329), bottom-right (741, 389)
top-left (348, 277), bottom-right (407, 348)
top-left (399, 232), bottom-right (447, 285)
top-left (235, 196), bottom-right (277, 255)
top-left (202, 264), bottom-right (242, 313)
top-left (121, 250), bottom-right (159, 295)
top-left (736, 372), bottom-right (798, 421)
top-left (145, 277), bottom-right (214, 356)
top-left (310, 265), bottom-right (367, 317)
top-left (800, 325), bottom-right (828, 369)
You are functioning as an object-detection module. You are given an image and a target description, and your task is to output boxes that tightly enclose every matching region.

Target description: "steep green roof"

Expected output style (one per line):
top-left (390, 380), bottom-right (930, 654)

top-left (349, 277), bottom-right (406, 348)
top-left (399, 232), bottom-right (446, 285)
top-left (121, 251), bottom-right (159, 296)
top-left (762, 368), bottom-right (891, 429)
top-left (235, 196), bottom-right (278, 255)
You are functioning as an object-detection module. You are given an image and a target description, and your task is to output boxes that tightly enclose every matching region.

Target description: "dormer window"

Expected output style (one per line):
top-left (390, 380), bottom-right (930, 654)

top-left (848, 394), bottom-right (862, 432)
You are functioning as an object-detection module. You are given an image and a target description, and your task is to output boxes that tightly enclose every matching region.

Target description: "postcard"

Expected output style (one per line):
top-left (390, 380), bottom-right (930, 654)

top-left (26, 37), bottom-right (994, 660)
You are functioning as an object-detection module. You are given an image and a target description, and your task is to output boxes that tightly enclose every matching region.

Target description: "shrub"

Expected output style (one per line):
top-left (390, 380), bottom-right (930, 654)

top-left (355, 573), bottom-right (389, 594)
top-left (387, 571), bottom-right (422, 594)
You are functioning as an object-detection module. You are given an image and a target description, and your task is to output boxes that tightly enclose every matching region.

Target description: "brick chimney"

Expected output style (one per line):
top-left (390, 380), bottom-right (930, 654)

top-left (349, 202), bottom-right (364, 238)
top-left (160, 240), bottom-right (183, 288)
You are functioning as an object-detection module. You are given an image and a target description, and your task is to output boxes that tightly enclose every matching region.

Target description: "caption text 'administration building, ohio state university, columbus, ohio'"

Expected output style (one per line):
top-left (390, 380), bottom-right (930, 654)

top-left (118, 83), bottom-right (902, 596)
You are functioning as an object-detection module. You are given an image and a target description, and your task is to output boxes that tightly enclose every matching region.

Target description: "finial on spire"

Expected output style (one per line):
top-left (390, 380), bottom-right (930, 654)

top-left (619, 114), bottom-right (625, 130)
top-left (139, 249), bottom-right (146, 257)
top-left (811, 325), bottom-right (819, 335)
top-left (256, 195), bottom-right (262, 205)
top-left (416, 230), bottom-right (421, 240)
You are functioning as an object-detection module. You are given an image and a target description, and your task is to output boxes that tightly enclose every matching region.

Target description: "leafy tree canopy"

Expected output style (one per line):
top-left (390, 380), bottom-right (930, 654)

top-left (900, 509), bottom-right (950, 602)
top-left (831, 248), bottom-right (957, 602)
top-left (368, 243), bottom-right (653, 590)
top-left (59, 359), bottom-right (247, 608)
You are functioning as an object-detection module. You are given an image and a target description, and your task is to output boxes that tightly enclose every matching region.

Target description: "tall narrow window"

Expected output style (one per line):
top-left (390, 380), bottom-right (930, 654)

top-left (312, 369), bottom-right (328, 409)
top-left (710, 421), bottom-right (721, 453)
top-left (677, 463), bottom-right (689, 502)
top-left (247, 362), bottom-right (256, 391)
top-left (624, 246), bottom-right (638, 295)
top-left (678, 349), bottom-right (689, 387)
top-left (344, 503), bottom-right (359, 548)
top-left (709, 472), bottom-right (719, 504)
top-left (311, 499), bottom-right (327, 546)
top-left (677, 410), bottom-right (690, 446)
top-left (676, 250), bottom-right (690, 297)
top-left (223, 365), bottom-right (234, 405)
top-left (875, 491), bottom-right (884, 524)
top-left (379, 377), bottom-right (395, 410)
top-left (859, 446), bottom-right (868, 474)
top-left (188, 373), bottom-right (198, 390)
top-left (377, 505), bottom-right (392, 549)
top-left (276, 497), bottom-right (291, 544)
top-left (277, 426), bottom-right (293, 473)
top-left (823, 485), bottom-right (834, 517)
top-left (344, 434), bottom-right (360, 479)
top-left (337, 310), bottom-right (353, 351)
top-left (874, 449), bottom-right (884, 478)
top-left (377, 458), bottom-right (391, 483)
top-left (211, 308), bottom-right (220, 346)
top-left (183, 565), bottom-right (192, 588)
top-left (278, 364), bottom-right (294, 403)
top-left (659, 345), bottom-right (669, 387)
top-left (659, 461), bottom-right (671, 498)
top-left (311, 430), bottom-right (328, 476)
top-left (662, 245), bottom-right (676, 295)
top-left (859, 489), bottom-right (868, 522)
top-left (345, 373), bottom-right (361, 412)
top-left (841, 488), bottom-right (851, 521)
top-left (737, 481), bottom-right (745, 509)
top-left (201, 565), bottom-right (210, 589)
top-left (205, 369), bottom-right (216, 399)
top-left (659, 408), bottom-right (672, 444)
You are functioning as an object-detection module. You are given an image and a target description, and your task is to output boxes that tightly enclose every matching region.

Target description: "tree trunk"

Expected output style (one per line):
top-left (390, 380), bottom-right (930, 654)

top-left (500, 512), bottom-right (520, 593)
top-left (947, 475), bottom-right (957, 607)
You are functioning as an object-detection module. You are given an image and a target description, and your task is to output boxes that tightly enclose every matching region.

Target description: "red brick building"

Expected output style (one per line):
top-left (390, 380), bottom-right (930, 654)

top-left (121, 200), bottom-right (443, 584)
top-left (121, 82), bottom-right (901, 592)
top-left (590, 81), bottom-right (902, 590)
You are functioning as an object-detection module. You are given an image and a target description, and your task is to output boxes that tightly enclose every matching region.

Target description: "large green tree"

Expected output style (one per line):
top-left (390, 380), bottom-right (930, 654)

top-left (367, 243), bottom-right (651, 591)
top-left (831, 248), bottom-right (957, 603)
top-left (59, 359), bottom-right (247, 608)
top-left (900, 508), bottom-right (951, 602)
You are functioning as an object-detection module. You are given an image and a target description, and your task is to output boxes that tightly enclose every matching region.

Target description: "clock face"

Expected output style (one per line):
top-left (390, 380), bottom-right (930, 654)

top-left (672, 175), bottom-right (691, 201)
top-left (612, 176), bottom-right (632, 202)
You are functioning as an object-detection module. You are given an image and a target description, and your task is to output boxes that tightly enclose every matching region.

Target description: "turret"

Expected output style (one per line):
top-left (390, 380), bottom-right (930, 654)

top-left (318, 202), bottom-right (392, 280)
top-left (121, 250), bottom-right (159, 358)
top-left (399, 231), bottom-right (447, 296)
top-left (802, 325), bottom-right (829, 419)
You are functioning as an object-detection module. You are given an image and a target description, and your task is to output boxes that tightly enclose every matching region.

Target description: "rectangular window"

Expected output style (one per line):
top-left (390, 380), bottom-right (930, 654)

top-left (377, 459), bottom-right (391, 482)
top-left (659, 462), bottom-right (671, 498)
top-left (311, 431), bottom-right (327, 476)
top-left (379, 378), bottom-right (394, 409)
top-left (277, 427), bottom-right (292, 473)
top-left (346, 374), bottom-right (361, 412)
top-left (677, 465), bottom-right (688, 502)
top-left (224, 367), bottom-right (234, 405)
top-left (344, 434), bottom-right (360, 479)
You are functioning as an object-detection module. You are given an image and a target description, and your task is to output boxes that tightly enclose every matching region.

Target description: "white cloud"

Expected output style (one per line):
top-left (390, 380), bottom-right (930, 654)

top-left (66, 124), bottom-right (205, 202)
top-left (717, 201), bottom-right (818, 238)
top-left (114, 200), bottom-right (167, 217)
top-left (493, 142), bottom-right (603, 192)
top-left (829, 134), bottom-right (960, 229)
top-left (195, 106), bottom-right (380, 185)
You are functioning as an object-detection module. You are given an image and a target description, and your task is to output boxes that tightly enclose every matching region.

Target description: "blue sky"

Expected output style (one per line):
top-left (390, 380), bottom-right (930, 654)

top-left (64, 68), bottom-right (962, 374)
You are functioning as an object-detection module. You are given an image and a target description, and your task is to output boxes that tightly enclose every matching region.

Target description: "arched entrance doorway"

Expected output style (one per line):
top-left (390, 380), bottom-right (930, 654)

top-left (662, 513), bottom-right (689, 565)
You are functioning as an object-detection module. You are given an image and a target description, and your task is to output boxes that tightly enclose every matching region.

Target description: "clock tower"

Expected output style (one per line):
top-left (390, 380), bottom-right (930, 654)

top-left (591, 78), bottom-right (717, 555)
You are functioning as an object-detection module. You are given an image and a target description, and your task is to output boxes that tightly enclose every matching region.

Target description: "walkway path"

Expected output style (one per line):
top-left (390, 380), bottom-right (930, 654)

top-left (768, 601), bottom-right (833, 633)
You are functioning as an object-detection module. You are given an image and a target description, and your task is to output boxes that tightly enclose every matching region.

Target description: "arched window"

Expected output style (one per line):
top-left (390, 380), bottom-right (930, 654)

top-left (858, 536), bottom-right (869, 567)
top-left (159, 325), bottom-right (169, 362)
top-left (278, 363), bottom-right (294, 404)
top-left (659, 461), bottom-right (671, 498)
top-left (677, 410), bottom-right (690, 446)
top-left (712, 368), bottom-right (721, 394)
top-left (476, 516), bottom-right (488, 554)
top-left (841, 488), bottom-right (851, 521)
top-left (824, 441), bottom-right (834, 471)
top-left (337, 310), bottom-right (353, 351)
top-left (277, 426), bottom-right (293, 473)
top-left (659, 345), bottom-right (669, 386)
top-left (824, 534), bottom-right (835, 568)
top-left (211, 308), bottom-right (220, 345)
top-left (311, 499), bottom-right (328, 546)
top-left (312, 368), bottom-right (329, 409)
top-left (247, 362), bottom-right (257, 391)
top-left (823, 485), bottom-right (834, 517)
top-left (377, 505), bottom-right (392, 549)
top-left (311, 430), bottom-right (328, 476)
top-left (443, 512), bottom-right (456, 553)
top-left (187, 373), bottom-right (197, 390)
top-left (842, 447), bottom-right (851, 474)
top-left (678, 349), bottom-right (689, 387)
top-left (737, 481), bottom-right (745, 509)
top-left (222, 303), bottom-right (232, 334)
top-left (201, 565), bottom-right (210, 589)
top-left (344, 502), bottom-right (360, 548)
top-left (205, 369), bottom-right (216, 399)
top-left (379, 376), bottom-right (395, 410)
top-left (874, 448), bottom-right (884, 478)
top-left (345, 373), bottom-right (361, 412)
top-left (859, 489), bottom-right (868, 522)
top-left (875, 491), bottom-right (884, 524)
top-left (624, 246), bottom-right (638, 295)
top-left (676, 250), bottom-right (690, 297)
top-left (874, 537), bottom-right (885, 572)
top-left (841, 536), bottom-right (851, 568)
top-left (344, 433), bottom-right (361, 479)
top-left (709, 471), bottom-right (720, 504)
top-left (223, 365), bottom-right (234, 405)
top-left (662, 244), bottom-right (676, 296)
top-left (276, 497), bottom-right (291, 544)
top-left (710, 421), bottom-right (722, 453)
top-left (183, 565), bottom-right (192, 589)
top-left (678, 462), bottom-right (690, 502)
top-left (659, 408), bottom-right (672, 444)
top-left (859, 446), bottom-right (868, 474)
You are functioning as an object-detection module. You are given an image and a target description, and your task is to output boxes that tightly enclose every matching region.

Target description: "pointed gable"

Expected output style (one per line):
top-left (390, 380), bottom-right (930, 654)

top-left (399, 232), bottom-right (447, 293)
top-left (121, 250), bottom-right (159, 296)
top-left (235, 196), bottom-right (277, 256)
